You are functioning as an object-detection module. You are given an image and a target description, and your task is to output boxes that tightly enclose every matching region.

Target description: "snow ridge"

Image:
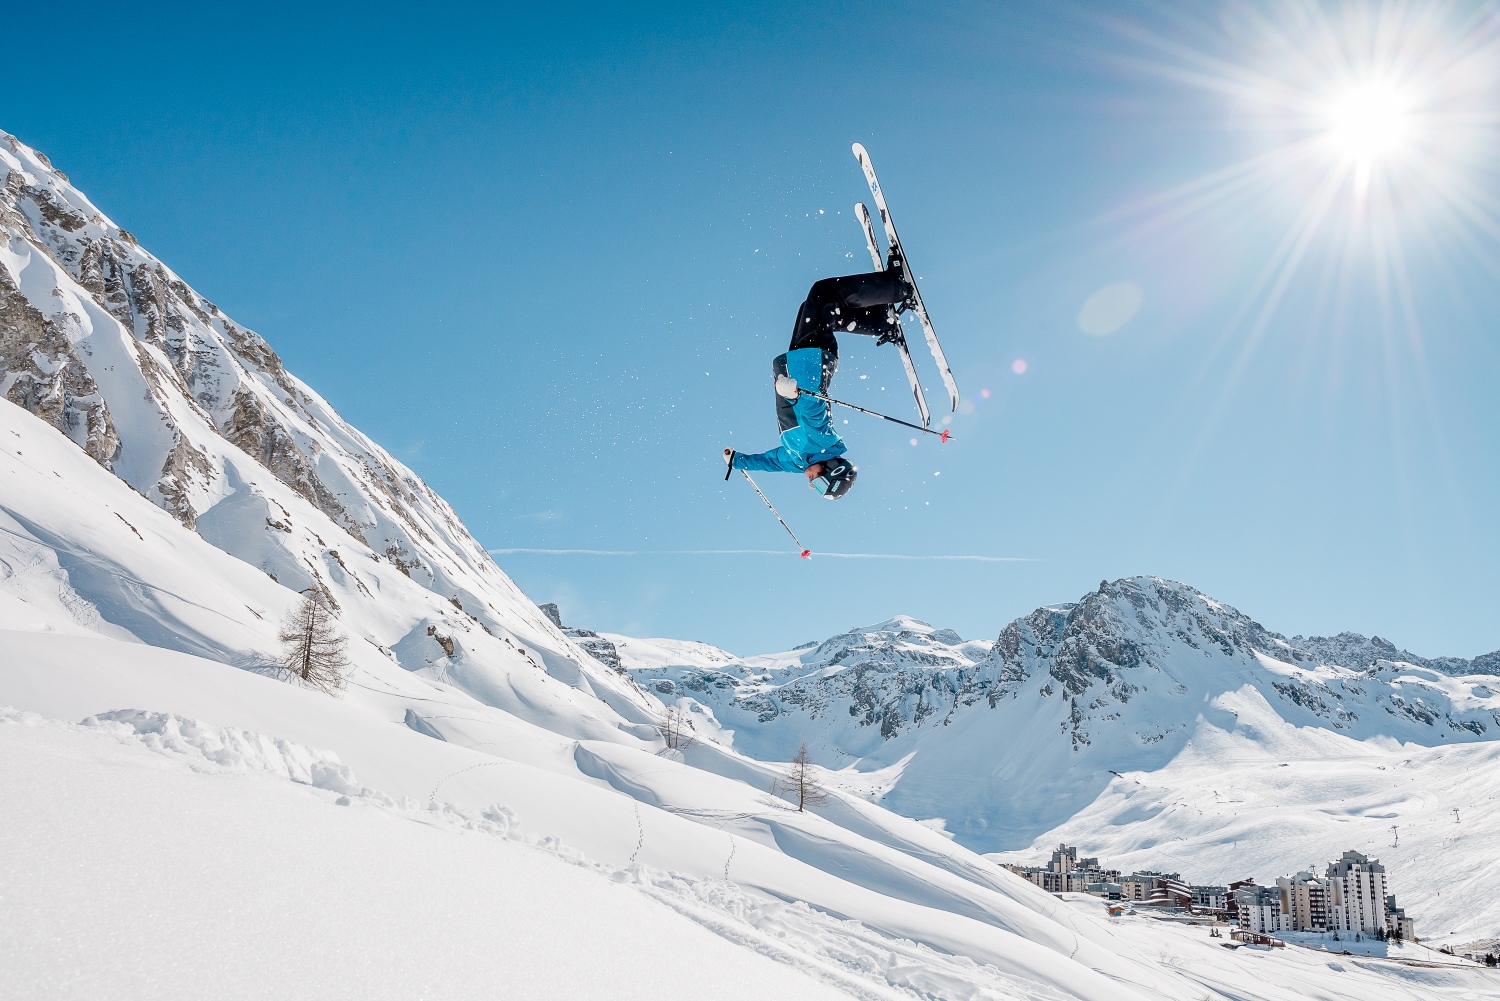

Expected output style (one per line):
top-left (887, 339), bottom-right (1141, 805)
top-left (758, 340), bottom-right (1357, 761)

top-left (0, 127), bottom-right (646, 727)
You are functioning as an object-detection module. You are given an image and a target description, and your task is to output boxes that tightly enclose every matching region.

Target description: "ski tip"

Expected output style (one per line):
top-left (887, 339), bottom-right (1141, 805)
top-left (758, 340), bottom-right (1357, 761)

top-left (800, 549), bottom-right (812, 560)
top-left (851, 142), bottom-right (866, 158)
top-left (940, 429), bottom-right (951, 444)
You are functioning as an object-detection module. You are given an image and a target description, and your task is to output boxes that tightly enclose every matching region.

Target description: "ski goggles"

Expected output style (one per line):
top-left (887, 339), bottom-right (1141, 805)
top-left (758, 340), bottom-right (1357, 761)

top-left (808, 459), bottom-right (855, 499)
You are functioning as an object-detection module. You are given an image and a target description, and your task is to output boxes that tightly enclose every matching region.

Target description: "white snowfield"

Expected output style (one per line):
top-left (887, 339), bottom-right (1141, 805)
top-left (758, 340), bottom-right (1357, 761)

top-left (1, 127), bottom-right (1496, 999)
top-left (0, 706), bottom-right (854, 1001)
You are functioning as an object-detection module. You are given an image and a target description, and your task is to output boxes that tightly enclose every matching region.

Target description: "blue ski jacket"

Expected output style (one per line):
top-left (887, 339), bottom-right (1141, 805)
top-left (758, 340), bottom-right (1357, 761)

top-left (732, 348), bottom-right (846, 473)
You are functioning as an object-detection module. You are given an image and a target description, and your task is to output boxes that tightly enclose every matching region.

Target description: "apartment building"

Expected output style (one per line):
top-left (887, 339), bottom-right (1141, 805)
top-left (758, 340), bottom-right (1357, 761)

top-left (1326, 851), bottom-right (1389, 935)
top-left (1275, 872), bottom-right (1334, 932)
top-left (1385, 895), bottom-right (1416, 941)
top-left (1190, 885), bottom-right (1228, 915)
top-left (1235, 884), bottom-right (1283, 934)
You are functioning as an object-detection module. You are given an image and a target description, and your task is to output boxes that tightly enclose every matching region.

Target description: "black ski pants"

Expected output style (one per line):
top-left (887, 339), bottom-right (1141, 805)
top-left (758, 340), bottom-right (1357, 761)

top-left (788, 270), bottom-right (905, 356)
top-left (772, 269), bottom-right (905, 433)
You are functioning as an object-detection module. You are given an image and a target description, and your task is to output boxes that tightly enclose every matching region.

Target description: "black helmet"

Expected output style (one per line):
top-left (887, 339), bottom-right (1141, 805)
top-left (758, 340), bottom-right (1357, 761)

top-left (810, 457), bottom-right (857, 500)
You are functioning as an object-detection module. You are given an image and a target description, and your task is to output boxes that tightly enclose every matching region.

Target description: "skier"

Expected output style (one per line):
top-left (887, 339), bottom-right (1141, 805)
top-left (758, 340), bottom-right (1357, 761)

top-left (724, 252), bottom-right (915, 499)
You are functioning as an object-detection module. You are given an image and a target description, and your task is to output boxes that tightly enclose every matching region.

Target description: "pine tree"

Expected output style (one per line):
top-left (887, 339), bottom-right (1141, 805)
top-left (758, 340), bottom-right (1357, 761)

top-left (278, 590), bottom-right (350, 694)
top-left (775, 742), bottom-right (829, 812)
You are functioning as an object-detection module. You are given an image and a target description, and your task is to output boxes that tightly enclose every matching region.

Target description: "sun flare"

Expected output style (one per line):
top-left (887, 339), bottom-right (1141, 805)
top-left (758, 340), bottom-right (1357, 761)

top-left (1324, 82), bottom-right (1413, 162)
top-left (1102, 0), bottom-right (1500, 460)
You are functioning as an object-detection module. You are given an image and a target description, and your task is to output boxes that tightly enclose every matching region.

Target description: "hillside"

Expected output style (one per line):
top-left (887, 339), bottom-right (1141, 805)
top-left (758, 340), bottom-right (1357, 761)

top-left (613, 579), bottom-right (1500, 943)
top-left (0, 128), bottom-right (646, 730)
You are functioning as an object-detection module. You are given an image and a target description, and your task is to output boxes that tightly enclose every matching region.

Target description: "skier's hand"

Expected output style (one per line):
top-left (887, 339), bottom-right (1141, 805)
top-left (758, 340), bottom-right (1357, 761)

top-left (774, 374), bottom-right (800, 400)
top-left (723, 448), bottom-right (733, 465)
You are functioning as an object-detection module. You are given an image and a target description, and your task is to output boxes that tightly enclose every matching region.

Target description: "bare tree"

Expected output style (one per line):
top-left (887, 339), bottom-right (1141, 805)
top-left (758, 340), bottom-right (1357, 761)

top-left (774, 742), bottom-right (829, 812)
top-left (278, 590), bottom-right (350, 694)
top-left (657, 704), bottom-right (697, 751)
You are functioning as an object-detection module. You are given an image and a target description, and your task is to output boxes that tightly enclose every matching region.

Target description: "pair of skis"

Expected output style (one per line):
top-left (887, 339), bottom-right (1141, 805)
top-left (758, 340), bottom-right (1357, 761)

top-left (734, 145), bottom-right (959, 559)
top-left (852, 143), bottom-right (959, 430)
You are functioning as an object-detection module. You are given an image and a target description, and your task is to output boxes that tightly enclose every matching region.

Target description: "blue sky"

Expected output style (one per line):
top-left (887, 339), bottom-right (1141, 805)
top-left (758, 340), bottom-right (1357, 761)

top-left (8, 1), bottom-right (1499, 656)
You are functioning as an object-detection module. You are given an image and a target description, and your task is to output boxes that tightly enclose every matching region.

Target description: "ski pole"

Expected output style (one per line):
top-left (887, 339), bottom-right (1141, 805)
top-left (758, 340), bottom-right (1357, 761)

top-left (806, 391), bottom-right (952, 442)
top-left (739, 469), bottom-right (811, 559)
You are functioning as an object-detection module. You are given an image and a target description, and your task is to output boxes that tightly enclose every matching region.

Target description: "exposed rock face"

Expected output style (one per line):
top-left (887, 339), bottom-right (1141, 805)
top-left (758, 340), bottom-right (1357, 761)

top-left (565, 629), bottom-right (624, 674)
top-left (0, 262), bottom-right (118, 466)
top-left (1291, 630), bottom-right (1499, 677)
top-left (0, 128), bottom-right (647, 727)
top-left (2, 133), bottom-right (426, 545)
top-left (529, 602), bottom-right (625, 674)
top-left (622, 577), bottom-right (1500, 850)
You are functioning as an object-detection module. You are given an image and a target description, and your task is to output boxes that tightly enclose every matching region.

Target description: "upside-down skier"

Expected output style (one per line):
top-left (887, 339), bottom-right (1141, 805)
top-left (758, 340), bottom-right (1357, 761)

top-left (723, 252), bottom-right (916, 501)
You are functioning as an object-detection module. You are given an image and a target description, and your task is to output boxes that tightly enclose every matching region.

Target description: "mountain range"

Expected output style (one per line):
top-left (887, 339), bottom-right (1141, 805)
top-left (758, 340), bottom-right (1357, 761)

top-left (608, 577), bottom-right (1500, 939)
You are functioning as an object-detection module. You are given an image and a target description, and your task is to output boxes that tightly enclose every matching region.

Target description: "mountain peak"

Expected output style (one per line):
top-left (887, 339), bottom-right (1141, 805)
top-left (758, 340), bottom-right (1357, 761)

top-left (0, 128), bottom-right (651, 732)
top-left (619, 575), bottom-right (1500, 849)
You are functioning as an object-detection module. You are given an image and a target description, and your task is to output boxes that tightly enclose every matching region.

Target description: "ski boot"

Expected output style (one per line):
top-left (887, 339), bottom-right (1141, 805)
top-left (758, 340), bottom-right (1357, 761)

top-left (885, 250), bottom-right (918, 313)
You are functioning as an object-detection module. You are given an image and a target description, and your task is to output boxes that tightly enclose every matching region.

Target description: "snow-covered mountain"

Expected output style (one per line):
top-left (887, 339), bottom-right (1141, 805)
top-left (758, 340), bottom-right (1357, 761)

top-left (1290, 631), bottom-right (1500, 677)
top-left (623, 577), bottom-right (1500, 844)
top-left (614, 578), bottom-right (1500, 942)
top-left (0, 128), bottom-right (649, 732)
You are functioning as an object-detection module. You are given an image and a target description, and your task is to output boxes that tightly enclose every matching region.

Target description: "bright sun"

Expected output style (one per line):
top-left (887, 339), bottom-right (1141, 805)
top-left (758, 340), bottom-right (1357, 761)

top-left (1324, 82), bottom-right (1413, 162)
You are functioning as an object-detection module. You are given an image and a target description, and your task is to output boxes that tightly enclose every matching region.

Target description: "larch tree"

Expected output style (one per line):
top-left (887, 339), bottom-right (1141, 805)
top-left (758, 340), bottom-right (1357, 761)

top-left (278, 590), bottom-right (350, 694)
top-left (657, 704), bottom-right (697, 752)
top-left (775, 742), bottom-right (829, 812)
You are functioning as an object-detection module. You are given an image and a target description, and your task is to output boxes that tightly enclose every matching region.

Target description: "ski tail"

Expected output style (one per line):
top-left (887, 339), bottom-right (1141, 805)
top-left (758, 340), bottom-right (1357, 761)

top-left (852, 144), bottom-right (960, 414)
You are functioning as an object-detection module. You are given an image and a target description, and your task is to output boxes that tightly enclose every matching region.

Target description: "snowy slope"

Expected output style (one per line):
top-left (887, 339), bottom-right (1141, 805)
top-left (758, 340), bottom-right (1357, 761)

top-left (6, 640), bottom-right (1488, 1001)
top-left (0, 707), bottom-right (854, 1001)
top-left (618, 580), bottom-right (1500, 944)
top-left (0, 129), bottom-right (645, 726)
top-left (3, 401), bottom-right (1478, 998)
top-left (0, 396), bottom-right (648, 745)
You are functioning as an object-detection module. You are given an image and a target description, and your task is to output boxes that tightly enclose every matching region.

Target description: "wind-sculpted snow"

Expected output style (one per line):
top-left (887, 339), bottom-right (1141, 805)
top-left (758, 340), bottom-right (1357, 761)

top-left (77, 708), bottom-right (376, 799)
top-left (0, 129), bottom-right (647, 727)
top-left (622, 579), bottom-right (1500, 852)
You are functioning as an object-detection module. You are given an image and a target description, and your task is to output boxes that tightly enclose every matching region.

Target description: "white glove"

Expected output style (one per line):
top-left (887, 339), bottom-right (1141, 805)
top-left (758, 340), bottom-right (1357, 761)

top-left (774, 375), bottom-right (800, 400)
